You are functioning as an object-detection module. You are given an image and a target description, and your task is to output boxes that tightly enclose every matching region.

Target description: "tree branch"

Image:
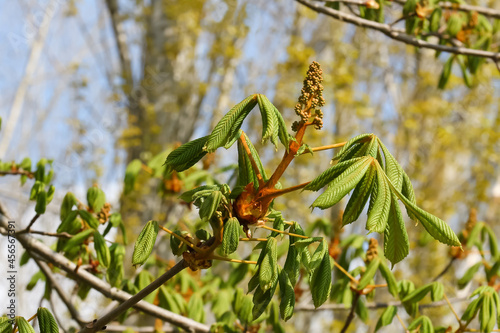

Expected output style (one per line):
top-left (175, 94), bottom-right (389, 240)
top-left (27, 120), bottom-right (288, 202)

top-left (0, 211), bottom-right (210, 333)
top-left (340, 293), bottom-right (360, 333)
top-left (297, 0), bottom-right (500, 64)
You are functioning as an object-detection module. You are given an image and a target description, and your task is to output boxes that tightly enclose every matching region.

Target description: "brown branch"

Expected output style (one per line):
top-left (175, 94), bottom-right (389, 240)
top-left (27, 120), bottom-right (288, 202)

top-left (0, 170), bottom-right (34, 178)
top-left (340, 293), bottom-right (361, 333)
top-left (18, 214), bottom-right (41, 234)
top-left (297, 0), bottom-right (500, 64)
top-left (0, 211), bottom-right (210, 333)
top-left (23, 230), bottom-right (72, 238)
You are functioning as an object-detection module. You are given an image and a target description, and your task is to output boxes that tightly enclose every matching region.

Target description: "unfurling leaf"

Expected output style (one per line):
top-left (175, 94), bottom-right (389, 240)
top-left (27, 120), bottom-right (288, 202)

top-left (124, 159), bottom-right (142, 194)
top-left (199, 191), bottom-right (222, 221)
top-left (358, 257), bottom-right (381, 290)
top-left (379, 260), bottom-right (398, 297)
top-left (305, 157), bottom-right (365, 192)
top-left (15, 317), bottom-right (34, 333)
top-left (237, 131), bottom-right (268, 188)
top-left (407, 316), bottom-right (434, 333)
top-left (343, 165), bottom-right (376, 226)
top-left (165, 136), bottom-right (209, 172)
top-left (257, 94), bottom-right (279, 147)
top-left (60, 192), bottom-right (77, 221)
top-left (311, 253), bottom-right (332, 308)
top-left (205, 95), bottom-right (258, 152)
top-left (259, 237), bottom-right (278, 291)
top-left (35, 190), bottom-right (47, 215)
top-left (278, 270), bottom-right (295, 321)
top-left (62, 229), bottom-right (93, 252)
top-left (366, 167), bottom-right (391, 233)
top-left (94, 231), bottom-right (111, 268)
top-left (87, 187), bottom-right (106, 212)
top-left (375, 305), bottom-right (397, 332)
top-left (384, 194), bottom-right (410, 266)
top-left (311, 157), bottom-right (372, 209)
top-left (78, 210), bottom-right (99, 229)
top-left (37, 308), bottom-right (59, 333)
top-left (132, 220), bottom-right (159, 266)
top-left (220, 217), bottom-right (241, 256)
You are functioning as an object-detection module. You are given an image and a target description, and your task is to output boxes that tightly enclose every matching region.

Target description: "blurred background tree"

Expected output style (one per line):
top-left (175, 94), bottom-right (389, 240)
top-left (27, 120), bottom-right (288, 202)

top-left (0, 0), bottom-right (498, 331)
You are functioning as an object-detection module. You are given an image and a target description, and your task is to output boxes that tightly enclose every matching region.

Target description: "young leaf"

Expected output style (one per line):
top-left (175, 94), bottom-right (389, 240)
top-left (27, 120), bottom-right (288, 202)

top-left (187, 293), bottom-right (205, 323)
top-left (257, 94), bottom-right (279, 147)
top-left (124, 159), bottom-right (142, 194)
top-left (15, 317), bottom-right (34, 333)
top-left (458, 262), bottom-right (482, 289)
top-left (205, 95), bottom-right (258, 152)
top-left (259, 237), bottom-right (278, 291)
top-left (220, 217), bottom-right (241, 256)
top-left (375, 305), bottom-right (397, 332)
top-left (343, 165), bottom-right (376, 226)
top-left (35, 190), bottom-right (47, 215)
top-left (93, 231), bottom-right (111, 268)
top-left (78, 210), bottom-right (99, 229)
top-left (438, 56), bottom-right (454, 89)
top-left (237, 131), bottom-right (268, 188)
top-left (178, 185), bottom-right (219, 203)
top-left (378, 139), bottom-right (403, 191)
top-left (132, 220), bottom-right (159, 266)
top-left (60, 192), bottom-right (77, 221)
top-left (87, 187), bottom-right (106, 212)
top-left (311, 157), bottom-right (372, 209)
top-left (310, 253), bottom-right (332, 308)
top-left (305, 157), bottom-right (365, 191)
top-left (461, 296), bottom-right (483, 322)
top-left (366, 167), bottom-right (391, 233)
top-left (37, 308), bottom-right (59, 333)
top-left (57, 211), bottom-right (82, 235)
top-left (431, 282), bottom-right (444, 302)
top-left (107, 244), bottom-right (125, 287)
top-left (333, 133), bottom-right (374, 161)
top-left (358, 257), bottom-right (381, 290)
top-left (480, 293), bottom-right (495, 333)
top-left (63, 229), bottom-right (93, 252)
top-left (401, 171), bottom-right (417, 220)
top-left (407, 316), bottom-right (434, 333)
top-left (379, 260), bottom-right (398, 297)
top-left (402, 283), bottom-right (433, 304)
top-left (278, 270), bottom-right (295, 321)
top-left (165, 136), bottom-right (209, 172)
top-left (199, 191), bottom-right (222, 221)
top-left (384, 194), bottom-right (410, 265)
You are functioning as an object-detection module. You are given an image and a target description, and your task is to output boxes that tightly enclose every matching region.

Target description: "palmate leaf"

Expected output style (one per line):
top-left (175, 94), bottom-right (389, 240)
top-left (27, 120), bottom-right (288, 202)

top-left (164, 136), bottom-right (209, 172)
top-left (384, 193), bottom-right (410, 265)
top-left (305, 157), bottom-right (365, 191)
top-left (311, 157), bottom-right (372, 210)
top-left (342, 164), bottom-right (376, 226)
top-left (205, 95), bottom-right (258, 152)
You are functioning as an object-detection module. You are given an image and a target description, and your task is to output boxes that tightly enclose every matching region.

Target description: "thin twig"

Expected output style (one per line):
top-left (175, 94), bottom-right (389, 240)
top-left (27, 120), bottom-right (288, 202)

top-left (240, 237), bottom-right (268, 242)
top-left (396, 313), bottom-right (407, 330)
top-left (340, 293), bottom-right (361, 333)
top-left (333, 260), bottom-right (359, 285)
top-left (309, 141), bottom-right (347, 153)
top-left (18, 214), bottom-right (41, 234)
top-left (444, 293), bottom-right (462, 326)
top-left (209, 254), bottom-right (257, 264)
top-left (297, 0), bottom-right (500, 64)
top-left (433, 257), bottom-right (456, 281)
top-left (158, 225), bottom-right (204, 254)
top-left (24, 230), bottom-right (72, 238)
top-left (257, 225), bottom-right (310, 239)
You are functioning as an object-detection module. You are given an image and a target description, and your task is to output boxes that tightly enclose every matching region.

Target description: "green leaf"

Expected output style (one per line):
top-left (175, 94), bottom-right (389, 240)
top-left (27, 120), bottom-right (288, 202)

top-left (188, 293), bottom-right (205, 323)
top-left (366, 166), bottom-right (391, 233)
top-left (170, 230), bottom-right (188, 256)
top-left (358, 257), bottom-right (381, 290)
top-left (333, 133), bottom-right (374, 161)
top-left (257, 94), bottom-right (279, 147)
top-left (178, 185), bottom-right (219, 203)
top-left (482, 224), bottom-right (499, 260)
top-left (438, 56), bottom-right (454, 89)
top-left (220, 217), bottom-right (241, 256)
top-left (431, 282), bottom-right (444, 302)
top-left (159, 286), bottom-right (181, 314)
top-left (107, 244), bottom-right (125, 287)
top-left (402, 283), bottom-right (434, 304)
top-left (311, 157), bottom-right (372, 209)
top-left (378, 139), bottom-right (403, 191)
top-left (29, 181), bottom-right (44, 200)
top-left (284, 237), bottom-right (301, 286)
top-left (401, 171), bottom-right (417, 220)
top-left (132, 220), bottom-right (159, 266)
top-left (252, 281), bottom-right (278, 320)
top-left (60, 192), bottom-right (77, 221)
top-left (124, 159), bottom-right (142, 194)
top-left (343, 164), bottom-right (376, 226)
top-left (305, 157), bottom-right (365, 191)
top-left (480, 293), bottom-right (496, 333)
top-left (165, 136), bottom-right (209, 172)
top-left (278, 269), bottom-right (295, 321)
top-left (458, 262), bottom-right (482, 289)
top-left (57, 211), bottom-right (81, 234)
top-left (310, 253), bottom-right (332, 308)
top-left (408, 316), bottom-right (434, 333)
top-left (78, 210), bottom-right (99, 229)
top-left (87, 187), bottom-right (106, 212)
top-left (399, 280), bottom-right (418, 317)
top-left (461, 296), bottom-right (483, 322)
top-left (236, 131), bottom-right (268, 189)
top-left (379, 260), bottom-right (398, 297)
top-left (15, 317), bottom-right (34, 333)
top-left (199, 191), bottom-right (222, 221)
top-left (394, 191), bottom-right (460, 247)
top-left (0, 318), bottom-right (12, 333)
top-left (310, 239), bottom-right (328, 272)
top-left (63, 229), bottom-right (93, 252)
top-left (205, 95), bottom-right (258, 152)
top-left (259, 237), bottom-right (278, 291)
top-left (35, 190), bottom-right (47, 215)
top-left (37, 308), bottom-right (59, 333)
top-left (375, 305), bottom-right (397, 332)
top-left (93, 231), bottom-right (111, 268)
top-left (384, 194), bottom-right (410, 265)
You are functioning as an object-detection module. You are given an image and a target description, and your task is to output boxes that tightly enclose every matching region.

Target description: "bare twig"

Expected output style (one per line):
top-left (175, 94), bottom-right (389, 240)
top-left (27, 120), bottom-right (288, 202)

top-left (18, 214), bottom-right (41, 234)
top-left (433, 257), bottom-right (456, 281)
top-left (297, 0), bottom-right (500, 65)
top-left (340, 293), bottom-right (361, 333)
